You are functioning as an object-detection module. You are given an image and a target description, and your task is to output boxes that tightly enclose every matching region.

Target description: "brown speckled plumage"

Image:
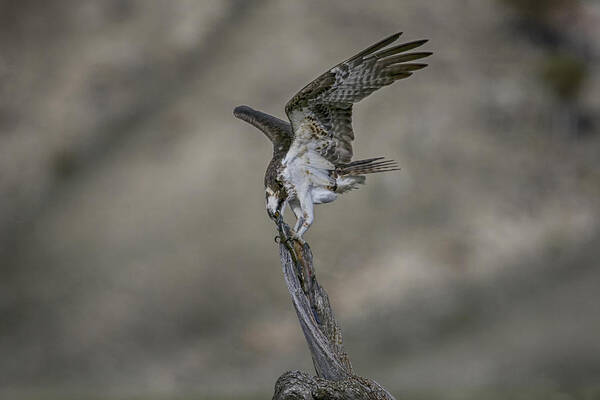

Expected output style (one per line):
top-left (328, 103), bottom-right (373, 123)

top-left (234, 32), bottom-right (431, 239)
top-left (285, 32), bottom-right (431, 165)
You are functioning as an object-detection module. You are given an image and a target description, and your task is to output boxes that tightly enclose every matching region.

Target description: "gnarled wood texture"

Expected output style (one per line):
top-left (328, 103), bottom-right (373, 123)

top-left (274, 221), bottom-right (396, 400)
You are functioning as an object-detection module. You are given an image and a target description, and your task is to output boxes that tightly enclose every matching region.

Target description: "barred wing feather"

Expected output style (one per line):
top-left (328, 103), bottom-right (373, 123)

top-left (285, 32), bottom-right (431, 165)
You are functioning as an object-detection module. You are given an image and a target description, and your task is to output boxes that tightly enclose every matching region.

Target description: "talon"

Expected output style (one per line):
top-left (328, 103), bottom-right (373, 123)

top-left (291, 234), bottom-right (306, 245)
top-left (274, 236), bottom-right (282, 243)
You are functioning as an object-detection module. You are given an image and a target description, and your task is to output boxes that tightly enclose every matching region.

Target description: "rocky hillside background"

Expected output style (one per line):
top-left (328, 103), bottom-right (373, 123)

top-left (1, 1), bottom-right (599, 399)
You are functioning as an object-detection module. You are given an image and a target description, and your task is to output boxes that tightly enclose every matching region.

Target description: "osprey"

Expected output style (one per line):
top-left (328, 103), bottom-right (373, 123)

top-left (234, 32), bottom-right (431, 242)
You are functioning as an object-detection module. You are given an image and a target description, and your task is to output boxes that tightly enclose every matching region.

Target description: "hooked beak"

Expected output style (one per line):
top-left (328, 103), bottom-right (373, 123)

top-left (266, 192), bottom-right (284, 223)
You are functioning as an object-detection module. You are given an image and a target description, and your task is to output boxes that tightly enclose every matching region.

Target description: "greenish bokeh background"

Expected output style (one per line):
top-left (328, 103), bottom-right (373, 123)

top-left (1, 1), bottom-right (599, 399)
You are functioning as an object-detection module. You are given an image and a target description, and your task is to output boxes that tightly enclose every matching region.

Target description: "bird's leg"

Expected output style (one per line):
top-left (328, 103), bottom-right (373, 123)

top-left (270, 196), bottom-right (291, 242)
top-left (289, 199), bottom-right (304, 234)
top-left (292, 191), bottom-right (314, 244)
top-left (293, 218), bottom-right (304, 234)
top-left (279, 199), bottom-right (288, 218)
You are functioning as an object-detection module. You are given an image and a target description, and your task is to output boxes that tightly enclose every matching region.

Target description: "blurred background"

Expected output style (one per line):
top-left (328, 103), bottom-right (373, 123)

top-left (1, 0), bottom-right (599, 399)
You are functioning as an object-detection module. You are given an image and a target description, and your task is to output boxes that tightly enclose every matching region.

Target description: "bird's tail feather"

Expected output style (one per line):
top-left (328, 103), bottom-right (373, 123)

top-left (337, 157), bottom-right (400, 176)
top-left (334, 175), bottom-right (365, 193)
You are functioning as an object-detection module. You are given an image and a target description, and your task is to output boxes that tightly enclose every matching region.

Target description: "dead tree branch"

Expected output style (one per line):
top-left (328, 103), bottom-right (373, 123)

top-left (273, 222), bottom-right (396, 400)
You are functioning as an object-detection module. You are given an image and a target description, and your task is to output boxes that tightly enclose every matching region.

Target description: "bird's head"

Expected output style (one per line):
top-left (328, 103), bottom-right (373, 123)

top-left (265, 185), bottom-right (284, 222)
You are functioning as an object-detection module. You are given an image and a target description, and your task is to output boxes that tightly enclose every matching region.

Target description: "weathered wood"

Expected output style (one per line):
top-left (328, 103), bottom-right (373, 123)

top-left (274, 221), bottom-right (396, 400)
top-left (274, 370), bottom-right (397, 400)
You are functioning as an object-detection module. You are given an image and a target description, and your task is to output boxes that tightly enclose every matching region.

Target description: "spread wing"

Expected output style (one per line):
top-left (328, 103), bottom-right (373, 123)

top-left (233, 105), bottom-right (292, 144)
top-left (285, 32), bottom-right (431, 165)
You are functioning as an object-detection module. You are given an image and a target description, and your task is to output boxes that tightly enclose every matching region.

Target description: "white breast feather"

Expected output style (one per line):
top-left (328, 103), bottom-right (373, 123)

top-left (281, 124), bottom-right (336, 199)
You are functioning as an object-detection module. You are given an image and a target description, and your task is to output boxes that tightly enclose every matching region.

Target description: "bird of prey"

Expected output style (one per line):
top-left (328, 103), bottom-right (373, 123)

top-left (234, 32), bottom-right (431, 242)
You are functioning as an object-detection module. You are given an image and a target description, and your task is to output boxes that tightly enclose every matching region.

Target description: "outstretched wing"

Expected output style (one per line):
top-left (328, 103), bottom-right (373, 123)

top-left (285, 32), bottom-right (431, 165)
top-left (233, 105), bottom-right (292, 144)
